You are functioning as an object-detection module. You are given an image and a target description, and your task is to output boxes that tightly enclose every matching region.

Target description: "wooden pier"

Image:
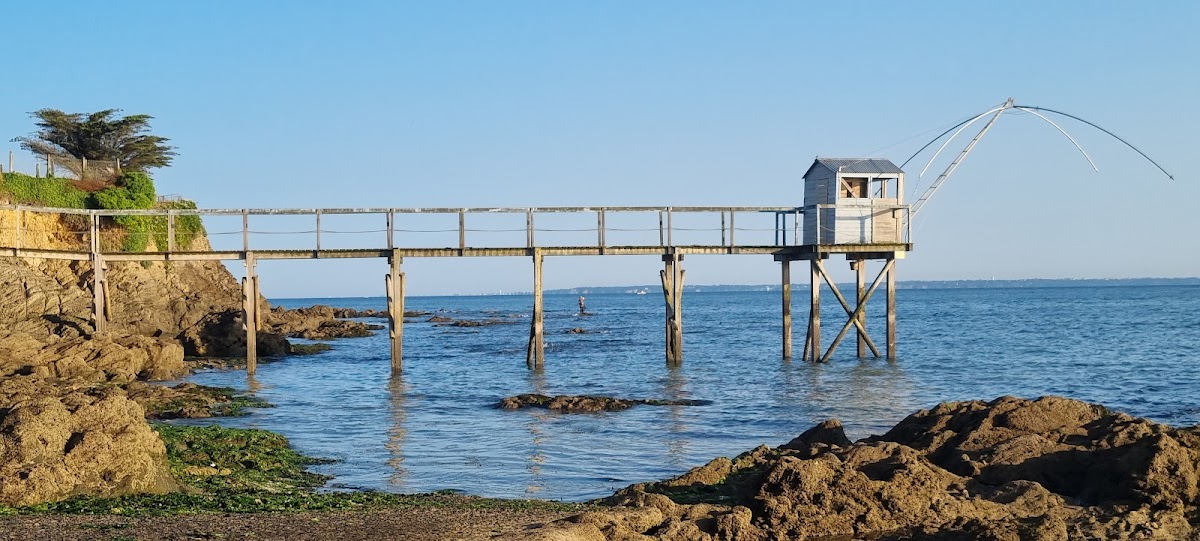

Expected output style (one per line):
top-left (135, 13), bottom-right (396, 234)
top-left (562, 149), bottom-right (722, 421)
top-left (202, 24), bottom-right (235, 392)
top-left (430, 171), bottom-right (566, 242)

top-left (0, 201), bottom-right (910, 374)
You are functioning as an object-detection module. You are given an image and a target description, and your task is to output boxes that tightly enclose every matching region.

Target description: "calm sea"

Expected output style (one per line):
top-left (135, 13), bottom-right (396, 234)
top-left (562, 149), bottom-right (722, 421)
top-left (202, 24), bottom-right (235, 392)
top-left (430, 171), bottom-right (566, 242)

top-left (179, 286), bottom-right (1200, 501)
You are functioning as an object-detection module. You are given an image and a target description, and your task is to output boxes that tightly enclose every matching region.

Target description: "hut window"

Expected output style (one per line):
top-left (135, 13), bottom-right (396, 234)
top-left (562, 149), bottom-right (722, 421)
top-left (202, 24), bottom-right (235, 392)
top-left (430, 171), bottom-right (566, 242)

top-left (840, 177), bottom-right (869, 198)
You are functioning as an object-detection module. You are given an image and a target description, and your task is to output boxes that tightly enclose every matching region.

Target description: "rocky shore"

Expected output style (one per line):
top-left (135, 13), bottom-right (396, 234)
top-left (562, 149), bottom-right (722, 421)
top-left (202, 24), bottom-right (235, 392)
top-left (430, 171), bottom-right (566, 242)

top-left (511, 395), bottom-right (1200, 540)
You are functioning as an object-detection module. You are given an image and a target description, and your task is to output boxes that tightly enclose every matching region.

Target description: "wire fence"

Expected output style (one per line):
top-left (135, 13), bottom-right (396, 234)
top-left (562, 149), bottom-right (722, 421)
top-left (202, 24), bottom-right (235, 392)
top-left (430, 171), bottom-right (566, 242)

top-left (0, 206), bottom-right (814, 255)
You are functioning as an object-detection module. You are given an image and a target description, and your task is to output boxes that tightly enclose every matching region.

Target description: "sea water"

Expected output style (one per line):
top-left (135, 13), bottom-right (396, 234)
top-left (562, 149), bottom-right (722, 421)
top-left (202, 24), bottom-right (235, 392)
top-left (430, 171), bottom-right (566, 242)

top-left (179, 286), bottom-right (1200, 501)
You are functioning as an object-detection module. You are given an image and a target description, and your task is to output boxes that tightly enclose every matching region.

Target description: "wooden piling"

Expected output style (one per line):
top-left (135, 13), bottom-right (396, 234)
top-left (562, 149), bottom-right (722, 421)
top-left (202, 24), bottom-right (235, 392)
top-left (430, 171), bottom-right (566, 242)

top-left (808, 259), bottom-right (820, 362)
top-left (782, 259), bottom-right (792, 360)
top-left (526, 249), bottom-right (545, 369)
top-left (660, 253), bottom-right (684, 365)
top-left (90, 214), bottom-right (107, 334)
top-left (386, 250), bottom-right (405, 373)
top-left (243, 252), bottom-right (258, 375)
top-left (887, 254), bottom-right (897, 360)
top-left (855, 260), bottom-right (866, 358)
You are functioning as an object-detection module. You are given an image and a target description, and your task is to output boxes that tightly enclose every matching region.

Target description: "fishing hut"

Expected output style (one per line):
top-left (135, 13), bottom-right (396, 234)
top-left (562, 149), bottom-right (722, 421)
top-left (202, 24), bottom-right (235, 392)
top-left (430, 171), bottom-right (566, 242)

top-left (783, 158), bottom-right (911, 362)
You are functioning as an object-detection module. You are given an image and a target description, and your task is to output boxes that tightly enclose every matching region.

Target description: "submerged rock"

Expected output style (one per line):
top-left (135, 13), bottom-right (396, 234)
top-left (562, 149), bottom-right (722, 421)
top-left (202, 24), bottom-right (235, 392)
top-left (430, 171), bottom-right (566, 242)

top-left (509, 396), bottom-right (1200, 540)
top-left (498, 394), bottom-right (709, 413)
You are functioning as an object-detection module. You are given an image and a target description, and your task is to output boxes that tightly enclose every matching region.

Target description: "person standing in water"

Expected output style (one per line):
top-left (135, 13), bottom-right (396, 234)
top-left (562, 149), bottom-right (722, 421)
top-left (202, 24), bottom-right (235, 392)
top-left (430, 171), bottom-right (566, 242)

top-left (578, 295), bottom-right (586, 315)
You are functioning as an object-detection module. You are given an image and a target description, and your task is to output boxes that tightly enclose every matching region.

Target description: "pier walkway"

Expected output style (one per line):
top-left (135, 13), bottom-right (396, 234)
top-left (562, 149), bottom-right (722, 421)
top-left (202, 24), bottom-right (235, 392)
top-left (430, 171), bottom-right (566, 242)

top-left (0, 204), bottom-right (910, 373)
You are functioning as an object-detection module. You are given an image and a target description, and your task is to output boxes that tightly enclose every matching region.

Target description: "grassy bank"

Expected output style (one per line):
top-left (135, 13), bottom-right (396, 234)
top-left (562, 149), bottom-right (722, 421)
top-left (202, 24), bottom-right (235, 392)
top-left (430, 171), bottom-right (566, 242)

top-left (1, 171), bottom-right (205, 251)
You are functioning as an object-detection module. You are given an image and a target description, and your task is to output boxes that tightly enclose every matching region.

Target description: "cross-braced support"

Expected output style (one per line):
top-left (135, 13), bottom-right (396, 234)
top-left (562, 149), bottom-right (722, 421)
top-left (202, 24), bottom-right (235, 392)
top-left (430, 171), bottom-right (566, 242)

top-left (661, 253), bottom-right (684, 365)
top-left (803, 255), bottom-right (898, 363)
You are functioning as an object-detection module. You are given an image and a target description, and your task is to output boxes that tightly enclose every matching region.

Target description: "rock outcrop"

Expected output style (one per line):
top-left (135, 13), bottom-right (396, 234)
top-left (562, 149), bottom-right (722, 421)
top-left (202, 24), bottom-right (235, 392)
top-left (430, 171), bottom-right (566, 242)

top-left (0, 385), bottom-right (179, 506)
top-left (510, 396), bottom-right (1200, 541)
top-left (498, 394), bottom-right (709, 413)
top-left (266, 305), bottom-right (384, 340)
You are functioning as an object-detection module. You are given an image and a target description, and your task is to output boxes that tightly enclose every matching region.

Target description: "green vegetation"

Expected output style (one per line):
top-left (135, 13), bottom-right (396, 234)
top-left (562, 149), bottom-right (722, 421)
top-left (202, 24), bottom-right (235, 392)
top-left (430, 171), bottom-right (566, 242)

top-left (0, 172), bottom-right (91, 208)
top-left (0, 171), bottom-right (205, 252)
top-left (143, 386), bottom-right (273, 420)
top-left (0, 425), bottom-right (587, 516)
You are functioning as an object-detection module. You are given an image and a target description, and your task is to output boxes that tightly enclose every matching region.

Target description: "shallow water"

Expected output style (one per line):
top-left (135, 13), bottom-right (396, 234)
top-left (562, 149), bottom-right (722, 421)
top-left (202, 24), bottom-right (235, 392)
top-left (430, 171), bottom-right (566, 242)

top-left (180, 285), bottom-right (1200, 501)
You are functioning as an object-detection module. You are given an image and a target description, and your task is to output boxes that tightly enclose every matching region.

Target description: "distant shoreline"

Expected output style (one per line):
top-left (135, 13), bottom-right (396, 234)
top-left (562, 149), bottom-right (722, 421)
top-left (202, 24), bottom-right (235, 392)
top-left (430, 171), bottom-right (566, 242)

top-left (272, 277), bottom-right (1200, 300)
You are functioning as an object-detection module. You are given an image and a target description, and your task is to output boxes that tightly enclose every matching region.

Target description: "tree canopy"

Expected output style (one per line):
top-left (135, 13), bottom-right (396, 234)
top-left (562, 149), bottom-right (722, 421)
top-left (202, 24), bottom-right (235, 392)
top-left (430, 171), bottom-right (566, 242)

top-left (12, 108), bottom-right (177, 173)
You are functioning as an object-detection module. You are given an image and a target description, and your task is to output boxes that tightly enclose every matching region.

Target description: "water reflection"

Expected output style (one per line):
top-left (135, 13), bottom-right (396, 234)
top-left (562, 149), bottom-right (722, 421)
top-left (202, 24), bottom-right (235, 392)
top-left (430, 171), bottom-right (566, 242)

top-left (663, 366), bottom-right (689, 469)
top-left (790, 359), bottom-right (916, 439)
top-left (524, 368), bottom-right (549, 496)
top-left (245, 373), bottom-right (262, 394)
top-left (385, 375), bottom-right (408, 487)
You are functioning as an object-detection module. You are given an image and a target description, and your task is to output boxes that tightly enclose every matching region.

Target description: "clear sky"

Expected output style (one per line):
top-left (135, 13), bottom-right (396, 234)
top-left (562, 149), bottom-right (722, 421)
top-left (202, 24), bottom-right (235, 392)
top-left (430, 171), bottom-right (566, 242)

top-left (2, 1), bottom-right (1196, 297)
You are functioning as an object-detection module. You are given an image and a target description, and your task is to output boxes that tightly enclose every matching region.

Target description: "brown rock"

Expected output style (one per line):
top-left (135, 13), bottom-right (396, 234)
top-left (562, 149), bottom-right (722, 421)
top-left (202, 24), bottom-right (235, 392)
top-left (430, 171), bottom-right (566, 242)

top-left (779, 419), bottom-right (851, 456)
top-left (0, 389), bottom-right (178, 506)
top-left (524, 396), bottom-right (1200, 540)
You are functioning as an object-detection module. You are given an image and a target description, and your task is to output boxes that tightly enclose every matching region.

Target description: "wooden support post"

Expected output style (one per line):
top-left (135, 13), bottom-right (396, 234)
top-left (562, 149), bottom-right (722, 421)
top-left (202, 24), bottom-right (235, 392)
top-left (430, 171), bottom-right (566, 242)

top-left (855, 260), bottom-right (867, 358)
top-left (666, 208), bottom-right (673, 247)
top-left (243, 252), bottom-right (258, 375)
top-left (92, 254), bottom-right (107, 334)
top-left (167, 211), bottom-right (176, 252)
top-left (597, 209), bottom-right (606, 252)
top-left (720, 212), bottom-right (726, 246)
top-left (660, 253), bottom-right (684, 365)
top-left (728, 211), bottom-right (736, 252)
top-left (782, 259), bottom-right (792, 360)
top-left (386, 211), bottom-right (395, 249)
top-left (526, 210), bottom-right (534, 248)
top-left (658, 211), bottom-right (665, 246)
top-left (808, 259), bottom-right (821, 362)
top-left (793, 209), bottom-right (800, 246)
top-left (458, 210), bottom-right (466, 252)
top-left (242, 210), bottom-right (249, 252)
top-left (90, 214), bottom-right (107, 334)
top-left (315, 210), bottom-right (322, 252)
top-left (526, 249), bottom-right (545, 369)
top-left (887, 254), bottom-right (897, 360)
top-left (386, 250), bottom-right (404, 374)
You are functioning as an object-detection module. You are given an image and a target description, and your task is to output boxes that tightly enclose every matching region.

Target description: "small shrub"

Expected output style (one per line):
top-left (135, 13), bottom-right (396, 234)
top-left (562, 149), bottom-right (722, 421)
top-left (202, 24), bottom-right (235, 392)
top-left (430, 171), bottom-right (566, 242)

top-left (92, 172), bottom-right (159, 252)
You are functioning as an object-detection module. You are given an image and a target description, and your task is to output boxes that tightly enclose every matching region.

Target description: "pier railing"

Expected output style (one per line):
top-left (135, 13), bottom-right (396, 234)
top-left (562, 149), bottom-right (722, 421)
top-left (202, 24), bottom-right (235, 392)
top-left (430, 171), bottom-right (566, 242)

top-left (0, 205), bottom-right (831, 260)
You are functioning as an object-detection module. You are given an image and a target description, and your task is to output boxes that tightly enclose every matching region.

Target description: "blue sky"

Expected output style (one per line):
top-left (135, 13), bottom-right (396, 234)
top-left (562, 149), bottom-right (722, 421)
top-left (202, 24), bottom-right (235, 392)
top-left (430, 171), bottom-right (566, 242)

top-left (2, 1), bottom-right (1196, 297)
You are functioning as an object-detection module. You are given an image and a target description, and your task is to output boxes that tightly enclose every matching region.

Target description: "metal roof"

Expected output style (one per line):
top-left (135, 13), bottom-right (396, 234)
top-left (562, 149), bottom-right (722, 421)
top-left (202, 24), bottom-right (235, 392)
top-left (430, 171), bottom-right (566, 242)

top-left (805, 158), bottom-right (904, 177)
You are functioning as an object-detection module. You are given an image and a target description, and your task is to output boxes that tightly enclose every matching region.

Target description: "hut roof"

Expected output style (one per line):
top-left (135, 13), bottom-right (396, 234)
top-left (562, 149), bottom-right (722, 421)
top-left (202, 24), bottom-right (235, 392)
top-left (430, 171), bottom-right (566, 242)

top-left (804, 158), bottom-right (904, 178)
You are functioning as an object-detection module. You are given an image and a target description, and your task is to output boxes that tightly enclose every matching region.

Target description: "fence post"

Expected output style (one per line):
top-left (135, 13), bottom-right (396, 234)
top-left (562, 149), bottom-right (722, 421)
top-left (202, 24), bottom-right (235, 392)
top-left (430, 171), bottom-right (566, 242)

top-left (597, 209), bottom-right (605, 252)
top-left (167, 211), bottom-right (176, 252)
top-left (458, 209), bottom-right (466, 252)
top-left (386, 210), bottom-right (394, 249)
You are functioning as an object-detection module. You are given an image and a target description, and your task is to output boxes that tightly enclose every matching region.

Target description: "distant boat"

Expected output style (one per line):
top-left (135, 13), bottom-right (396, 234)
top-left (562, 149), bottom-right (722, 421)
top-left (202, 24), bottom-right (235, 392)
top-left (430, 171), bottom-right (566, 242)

top-left (636, 289), bottom-right (648, 295)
